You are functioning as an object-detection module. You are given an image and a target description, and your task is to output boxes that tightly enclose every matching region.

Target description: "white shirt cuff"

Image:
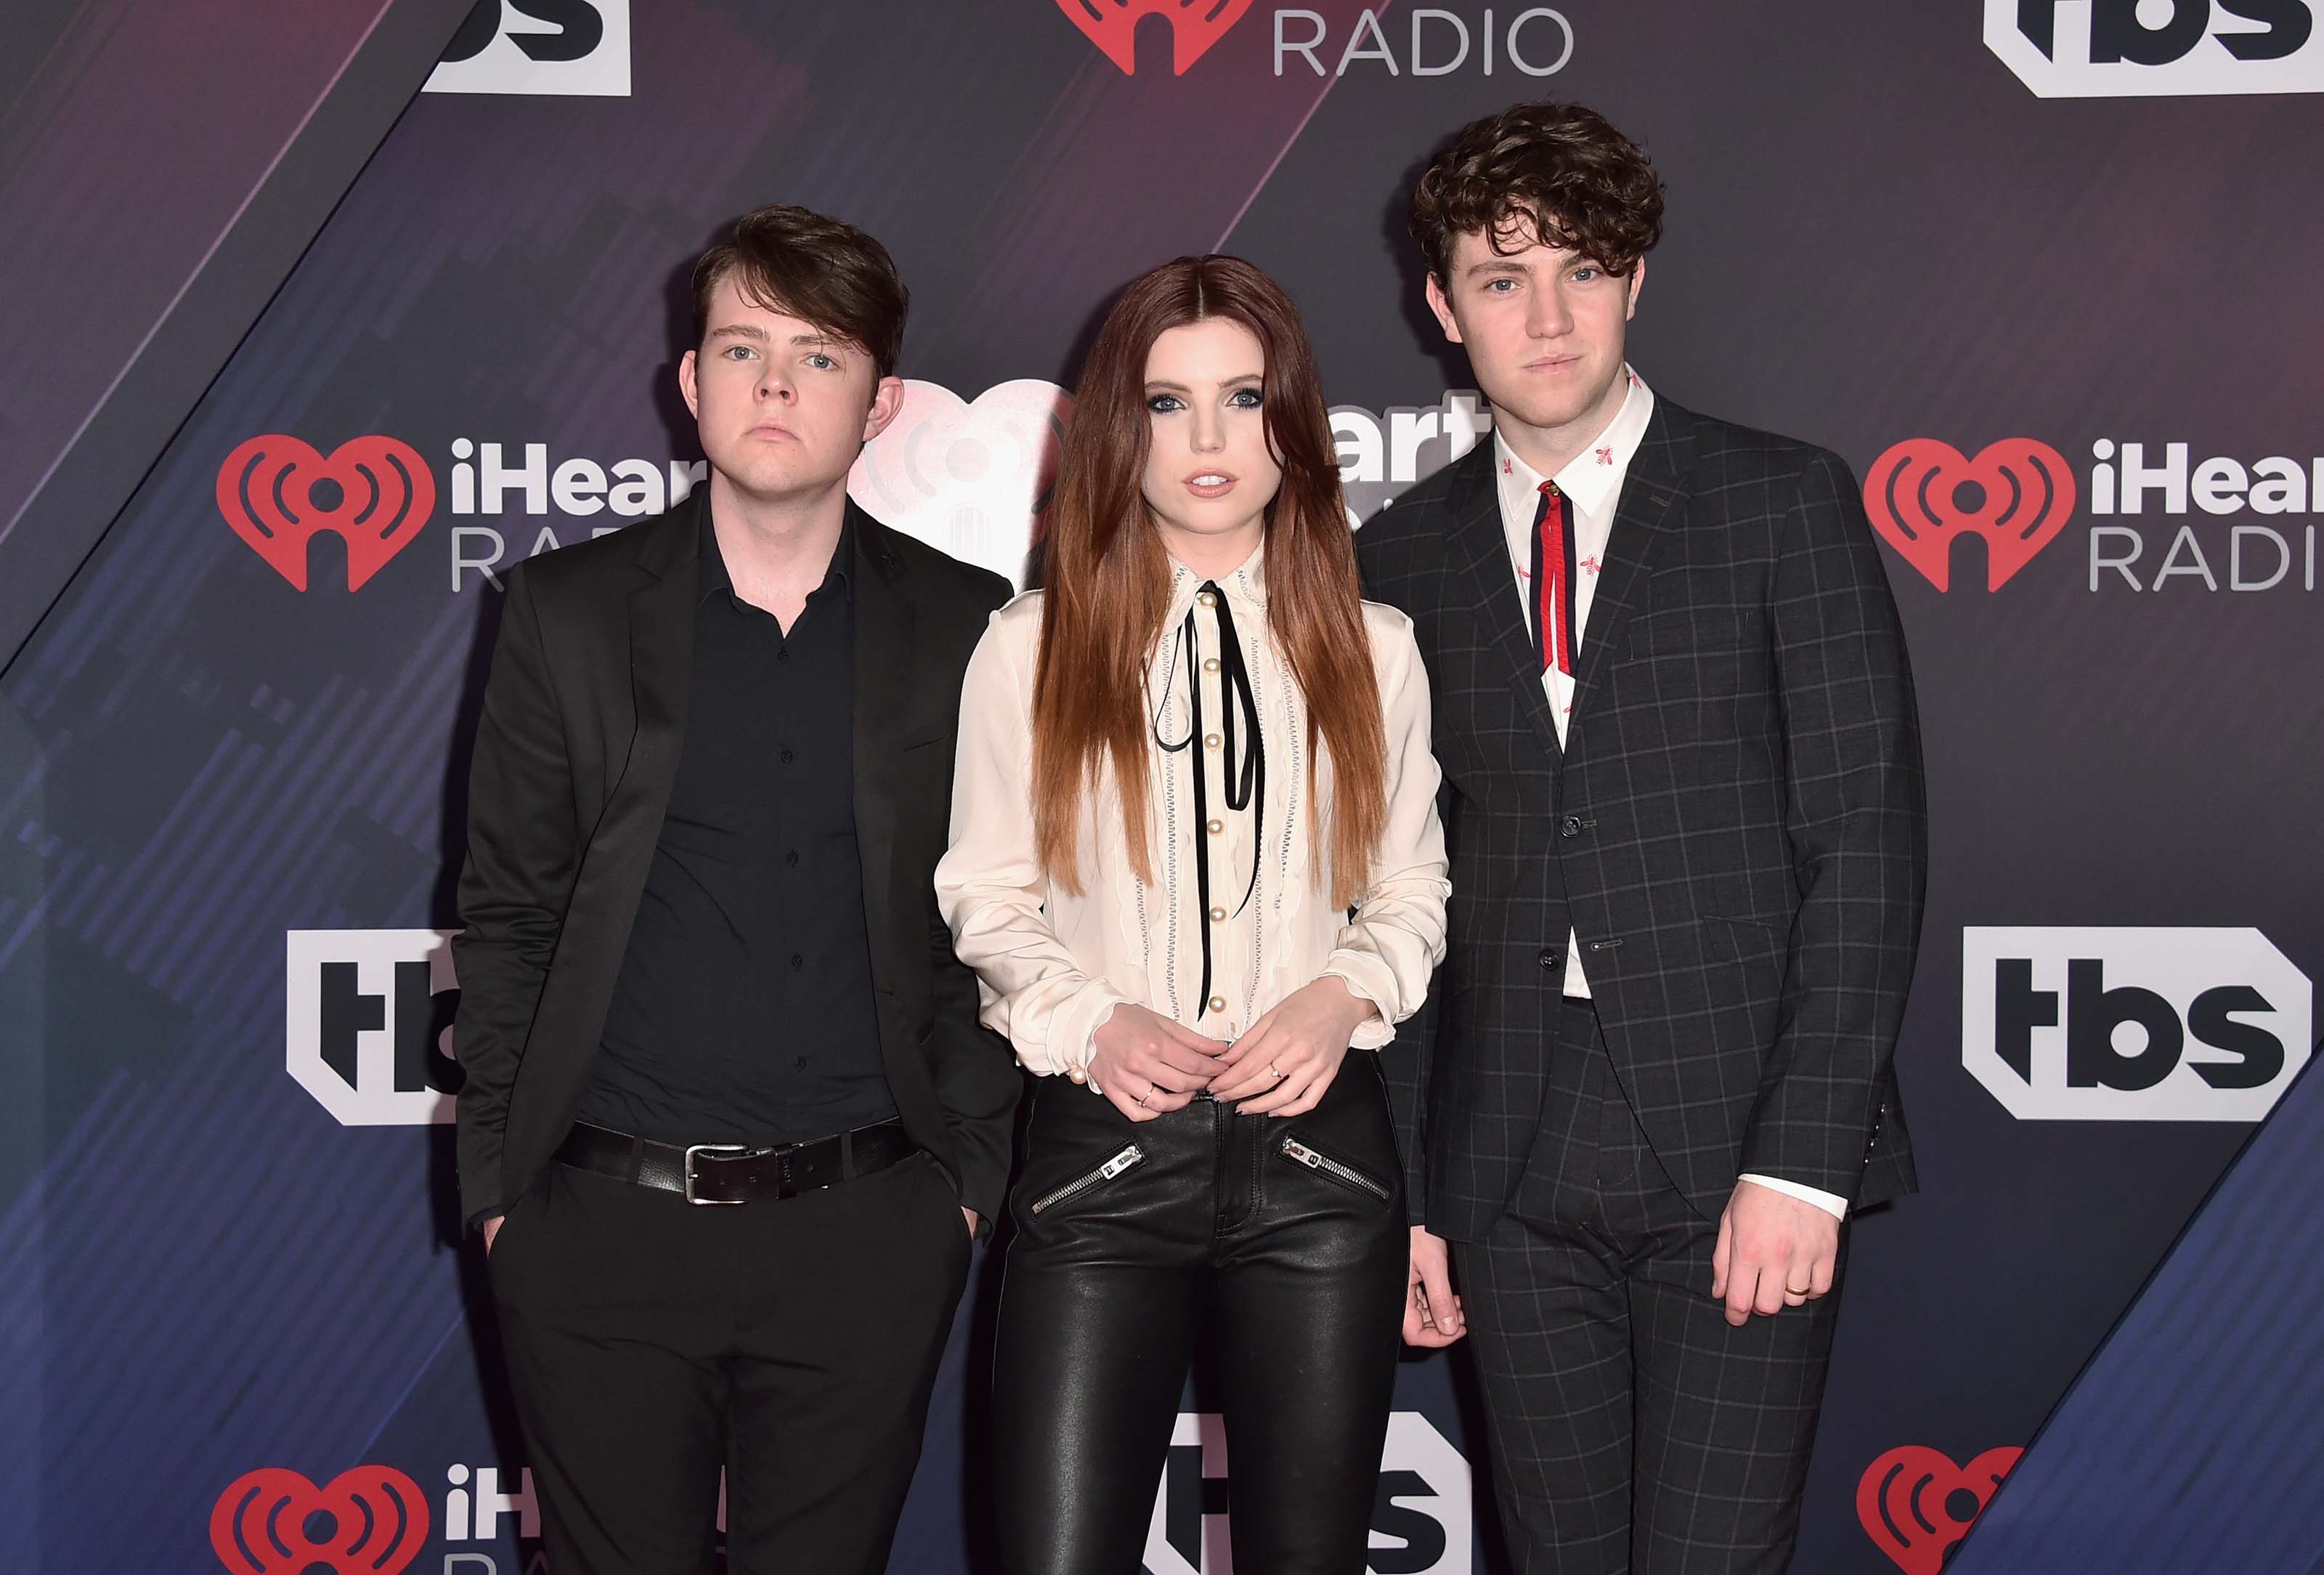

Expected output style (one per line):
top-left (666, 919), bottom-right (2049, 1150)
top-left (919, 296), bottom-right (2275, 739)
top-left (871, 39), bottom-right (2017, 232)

top-left (1737, 1173), bottom-right (1849, 1220)
top-left (1317, 953), bottom-right (1398, 1050)
top-left (1041, 980), bottom-right (1129, 1083)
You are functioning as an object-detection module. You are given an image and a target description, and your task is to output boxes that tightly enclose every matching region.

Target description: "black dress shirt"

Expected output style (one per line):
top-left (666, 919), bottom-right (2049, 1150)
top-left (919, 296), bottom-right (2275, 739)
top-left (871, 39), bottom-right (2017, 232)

top-left (577, 511), bottom-right (896, 1144)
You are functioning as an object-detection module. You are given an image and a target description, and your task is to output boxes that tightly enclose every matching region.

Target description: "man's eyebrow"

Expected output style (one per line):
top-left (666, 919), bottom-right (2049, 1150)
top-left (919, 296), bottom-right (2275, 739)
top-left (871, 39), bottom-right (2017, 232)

top-left (790, 332), bottom-right (841, 347)
top-left (1465, 256), bottom-right (1533, 278)
top-left (706, 323), bottom-right (769, 342)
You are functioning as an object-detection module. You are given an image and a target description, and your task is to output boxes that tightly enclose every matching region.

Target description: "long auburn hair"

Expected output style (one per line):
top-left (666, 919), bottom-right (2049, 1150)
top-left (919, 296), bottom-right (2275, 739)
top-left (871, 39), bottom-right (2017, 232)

top-left (1033, 255), bottom-right (1387, 910)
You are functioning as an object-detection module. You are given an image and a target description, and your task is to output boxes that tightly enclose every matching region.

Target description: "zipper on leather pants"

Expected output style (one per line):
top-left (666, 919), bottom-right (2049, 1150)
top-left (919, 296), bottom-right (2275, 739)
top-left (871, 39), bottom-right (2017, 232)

top-left (1279, 1136), bottom-right (1391, 1200)
top-left (1029, 1143), bottom-right (1145, 1215)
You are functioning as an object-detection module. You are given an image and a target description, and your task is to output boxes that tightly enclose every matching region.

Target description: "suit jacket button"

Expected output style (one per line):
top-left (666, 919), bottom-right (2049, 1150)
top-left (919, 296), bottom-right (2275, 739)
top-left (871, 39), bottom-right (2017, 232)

top-left (1538, 948), bottom-right (1562, 971)
top-left (1559, 815), bottom-right (1583, 837)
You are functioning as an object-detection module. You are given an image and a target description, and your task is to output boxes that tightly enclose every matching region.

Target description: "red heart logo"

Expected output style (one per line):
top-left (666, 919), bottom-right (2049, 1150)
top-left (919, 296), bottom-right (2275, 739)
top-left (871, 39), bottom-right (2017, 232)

top-left (1857, 1444), bottom-right (2023, 1575)
top-left (211, 1465), bottom-right (431, 1575)
top-left (217, 434), bottom-right (436, 591)
top-left (1862, 437), bottom-right (2075, 591)
top-left (1052, 0), bottom-right (1259, 75)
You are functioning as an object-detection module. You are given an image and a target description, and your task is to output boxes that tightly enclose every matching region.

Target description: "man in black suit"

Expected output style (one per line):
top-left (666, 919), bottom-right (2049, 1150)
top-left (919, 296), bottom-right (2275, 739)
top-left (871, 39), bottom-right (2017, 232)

top-left (1357, 106), bottom-right (1926, 1573)
top-left (452, 204), bottom-right (1017, 1574)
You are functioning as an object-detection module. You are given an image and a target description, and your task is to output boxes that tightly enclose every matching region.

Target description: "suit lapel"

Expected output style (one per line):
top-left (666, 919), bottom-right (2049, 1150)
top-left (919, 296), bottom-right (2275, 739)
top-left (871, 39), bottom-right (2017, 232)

top-left (615, 497), bottom-right (701, 819)
top-left (1439, 441), bottom-right (1566, 766)
top-left (1565, 401), bottom-right (1697, 753)
top-left (849, 505), bottom-right (916, 990)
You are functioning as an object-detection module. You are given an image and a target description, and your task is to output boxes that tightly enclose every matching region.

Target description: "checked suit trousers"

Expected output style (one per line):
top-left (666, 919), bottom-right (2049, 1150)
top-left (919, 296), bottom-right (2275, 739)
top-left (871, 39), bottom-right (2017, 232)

top-left (1455, 998), bottom-right (1848, 1575)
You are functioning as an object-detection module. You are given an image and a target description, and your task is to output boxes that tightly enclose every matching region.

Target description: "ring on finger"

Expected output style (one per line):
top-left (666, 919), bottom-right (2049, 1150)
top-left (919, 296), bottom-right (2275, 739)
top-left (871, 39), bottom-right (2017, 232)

top-left (1783, 1284), bottom-right (1811, 1296)
top-left (1134, 1086), bottom-right (1149, 1109)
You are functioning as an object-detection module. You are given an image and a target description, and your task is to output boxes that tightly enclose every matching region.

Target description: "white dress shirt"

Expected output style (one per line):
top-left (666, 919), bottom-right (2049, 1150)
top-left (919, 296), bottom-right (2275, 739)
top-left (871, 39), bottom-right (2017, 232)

top-left (935, 546), bottom-right (1450, 1080)
top-left (1493, 368), bottom-right (1846, 1221)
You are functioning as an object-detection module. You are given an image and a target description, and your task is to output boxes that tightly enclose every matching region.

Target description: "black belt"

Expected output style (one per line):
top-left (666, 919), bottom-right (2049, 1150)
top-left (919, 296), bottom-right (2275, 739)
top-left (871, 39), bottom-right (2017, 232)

top-left (555, 1118), bottom-right (917, 1205)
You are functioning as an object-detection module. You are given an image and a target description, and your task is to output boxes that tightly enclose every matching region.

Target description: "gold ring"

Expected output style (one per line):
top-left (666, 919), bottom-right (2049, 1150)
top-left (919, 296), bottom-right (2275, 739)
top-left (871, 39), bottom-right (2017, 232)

top-left (1784, 1284), bottom-right (1811, 1296)
top-left (1135, 1088), bottom-right (1149, 1108)
top-left (1271, 1064), bottom-right (1285, 1080)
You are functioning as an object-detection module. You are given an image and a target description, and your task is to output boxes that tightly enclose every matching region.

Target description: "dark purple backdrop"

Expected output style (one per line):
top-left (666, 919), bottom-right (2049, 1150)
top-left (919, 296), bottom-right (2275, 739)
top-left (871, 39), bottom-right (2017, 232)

top-left (4, 2), bottom-right (2320, 1571)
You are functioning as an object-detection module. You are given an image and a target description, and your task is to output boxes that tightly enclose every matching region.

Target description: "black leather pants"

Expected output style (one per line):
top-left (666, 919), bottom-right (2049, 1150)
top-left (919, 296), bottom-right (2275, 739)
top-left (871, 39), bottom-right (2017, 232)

top-left (993, 1048), bottom-right (1407, 1575)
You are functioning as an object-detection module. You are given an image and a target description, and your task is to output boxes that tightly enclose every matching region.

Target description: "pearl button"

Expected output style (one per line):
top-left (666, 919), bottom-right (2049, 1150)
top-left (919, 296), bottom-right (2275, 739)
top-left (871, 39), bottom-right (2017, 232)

top-left (1198, 590), bottom-right (1217, 607)
top-left (1207, 819), bottom-right (1223, 834)
top-left (1207, 995), bottom-right (1226, 1013)
top-left (1208, 907), bottom-right (1226, 922)
top-left (1203, 657), bottom-right (1220, 673)
top-left (1204, 733), bottom-right (1221, 750)
top-left (1066, 1066), bottom-right (1088, 1085)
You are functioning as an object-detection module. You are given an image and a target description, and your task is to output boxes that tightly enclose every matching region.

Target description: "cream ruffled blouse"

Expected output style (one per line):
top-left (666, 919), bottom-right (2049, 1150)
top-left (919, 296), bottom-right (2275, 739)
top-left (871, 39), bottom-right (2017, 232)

top-left (935, 546), bottom-right (1450, 1077)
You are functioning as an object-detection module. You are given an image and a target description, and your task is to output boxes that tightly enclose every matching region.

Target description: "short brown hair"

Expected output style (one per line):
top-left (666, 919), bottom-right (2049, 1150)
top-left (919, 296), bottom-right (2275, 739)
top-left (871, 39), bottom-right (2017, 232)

top-left (690, 204), bottom-right (909, 379)
top-left (1409, 102), bottom-right (1665, 285)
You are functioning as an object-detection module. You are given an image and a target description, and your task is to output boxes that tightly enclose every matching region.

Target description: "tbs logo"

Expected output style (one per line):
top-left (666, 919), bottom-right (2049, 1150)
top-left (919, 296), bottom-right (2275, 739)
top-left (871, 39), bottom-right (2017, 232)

top-left (424, 0), bottom-right (631, 96)
top-left (1963, 927), bottom-right (2312, 1122)
top-left (1986, 0), bottom-right (2321, 96)
top-left (1145, 1410), bottom-right (1469, 1573)
top-left (285, 930), bottom-right (463, 1126)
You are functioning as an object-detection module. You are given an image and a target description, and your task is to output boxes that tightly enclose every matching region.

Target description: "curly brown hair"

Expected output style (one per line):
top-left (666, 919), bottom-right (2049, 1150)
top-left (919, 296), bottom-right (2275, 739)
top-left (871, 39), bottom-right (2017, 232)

top-left (1409, 102), bottom-right (1665, 285)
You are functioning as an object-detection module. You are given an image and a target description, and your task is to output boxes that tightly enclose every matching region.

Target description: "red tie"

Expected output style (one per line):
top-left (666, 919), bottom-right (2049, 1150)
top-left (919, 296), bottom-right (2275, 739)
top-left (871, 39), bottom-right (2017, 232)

top-left (1532, 479), bottom-right (1575, 676)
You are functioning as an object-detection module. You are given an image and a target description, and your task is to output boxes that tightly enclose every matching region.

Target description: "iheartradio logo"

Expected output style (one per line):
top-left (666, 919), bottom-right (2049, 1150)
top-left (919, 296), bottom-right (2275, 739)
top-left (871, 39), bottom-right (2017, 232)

top-left (217, 435), bottom-right (436, 592)
top-left (1055, 0), bottom-right (1256, 74)
top-left (1862, 437), bottom-right (2076, 592)
top-left (212, 1466), bottom-right (431, 1575)
top-left (1857, 1445), bottom-right (2022, 1575)
top-left (850, 379), bottom-right (1072, 591)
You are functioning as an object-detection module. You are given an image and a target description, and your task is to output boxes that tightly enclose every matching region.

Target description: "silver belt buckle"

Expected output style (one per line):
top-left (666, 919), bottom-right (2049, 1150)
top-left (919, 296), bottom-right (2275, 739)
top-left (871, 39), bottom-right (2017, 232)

top-left (683, 1143), bottom-right (755, 1204)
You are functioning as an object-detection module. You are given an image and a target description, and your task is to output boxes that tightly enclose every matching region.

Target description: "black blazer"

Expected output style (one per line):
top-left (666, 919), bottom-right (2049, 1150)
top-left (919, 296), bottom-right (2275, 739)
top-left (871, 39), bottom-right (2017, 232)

top-left (451, 493), bottom-right (1020, 1229)
top-left (1356, 397), bottom-right (1925, 1243)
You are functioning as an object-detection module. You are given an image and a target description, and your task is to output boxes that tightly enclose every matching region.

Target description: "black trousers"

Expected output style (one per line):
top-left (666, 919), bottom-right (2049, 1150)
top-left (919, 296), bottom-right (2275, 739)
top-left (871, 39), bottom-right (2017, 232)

top-left (993, 1050), bottom-right (1408, 1575)
top-left (488, 1146), bottom-right (972, 1574)
top-left (1454, 999), bottom-right (1846, 1575)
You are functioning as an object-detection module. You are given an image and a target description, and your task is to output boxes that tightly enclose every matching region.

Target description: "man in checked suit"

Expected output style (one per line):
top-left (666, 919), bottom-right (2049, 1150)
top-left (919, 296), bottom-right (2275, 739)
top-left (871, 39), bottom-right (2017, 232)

top-left (1357, 105), bottom-right (1926, 1573)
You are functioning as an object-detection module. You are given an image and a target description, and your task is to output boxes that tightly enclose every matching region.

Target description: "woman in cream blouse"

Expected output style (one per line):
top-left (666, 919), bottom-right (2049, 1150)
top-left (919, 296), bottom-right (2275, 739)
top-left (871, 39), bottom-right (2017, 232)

top-left (935, 256), bottom-right (1450, 1575)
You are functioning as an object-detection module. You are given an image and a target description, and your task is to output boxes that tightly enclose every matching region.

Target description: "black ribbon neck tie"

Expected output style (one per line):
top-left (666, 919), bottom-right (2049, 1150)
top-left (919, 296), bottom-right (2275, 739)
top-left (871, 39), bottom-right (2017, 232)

top-left (1153, 581), bottom-right (1265, 1019)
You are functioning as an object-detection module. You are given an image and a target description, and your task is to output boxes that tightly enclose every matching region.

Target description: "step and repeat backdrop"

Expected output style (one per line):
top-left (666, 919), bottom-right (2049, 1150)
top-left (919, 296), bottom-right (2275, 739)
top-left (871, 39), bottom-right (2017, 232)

top-left (2, 2), bottom-right (2319, 1571)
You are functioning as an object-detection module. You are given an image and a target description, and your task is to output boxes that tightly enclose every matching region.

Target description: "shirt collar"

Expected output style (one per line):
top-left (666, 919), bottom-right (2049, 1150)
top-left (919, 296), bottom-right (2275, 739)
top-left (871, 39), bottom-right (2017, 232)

top-left (697, 506), bottom-right (854, 607)
top-left (1167, 538), bottom-right (1269, 619)
top-left (1493, 365), bottom-right (1657, 526)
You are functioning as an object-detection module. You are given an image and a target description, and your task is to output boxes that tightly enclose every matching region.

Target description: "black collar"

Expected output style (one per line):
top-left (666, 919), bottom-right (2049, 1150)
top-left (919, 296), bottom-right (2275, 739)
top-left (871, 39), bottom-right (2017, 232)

top-left (696, 504), bottom-right (855, 608)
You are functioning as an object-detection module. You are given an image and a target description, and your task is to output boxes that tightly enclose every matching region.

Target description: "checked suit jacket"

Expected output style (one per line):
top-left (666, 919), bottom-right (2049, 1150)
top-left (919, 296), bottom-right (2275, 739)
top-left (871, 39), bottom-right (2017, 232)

top-left (1355, 395), bottom-right (1925, 1244)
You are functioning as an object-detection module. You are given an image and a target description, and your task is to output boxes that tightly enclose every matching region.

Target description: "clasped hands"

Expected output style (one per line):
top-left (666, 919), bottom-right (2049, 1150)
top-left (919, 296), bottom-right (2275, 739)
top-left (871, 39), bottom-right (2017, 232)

top-left (1084, 976), bottom-right (1376, 1123)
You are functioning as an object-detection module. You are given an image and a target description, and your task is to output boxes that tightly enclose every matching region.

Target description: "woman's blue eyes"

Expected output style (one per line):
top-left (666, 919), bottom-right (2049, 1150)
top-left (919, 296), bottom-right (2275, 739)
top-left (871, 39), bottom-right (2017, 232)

top-left (1147, 389), bottom-right (1263, 413)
